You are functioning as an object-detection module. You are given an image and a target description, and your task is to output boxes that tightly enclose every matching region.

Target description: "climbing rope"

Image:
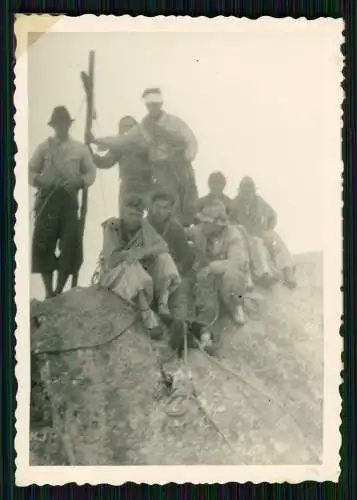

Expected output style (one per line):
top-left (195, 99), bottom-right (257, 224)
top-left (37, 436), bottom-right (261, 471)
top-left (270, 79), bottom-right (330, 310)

top-left (32, 313), bottom-right (141, 357)
top-left (162, 324), bottom-right (239, 459)
top-left (193, 338), bottom-right (320, 462)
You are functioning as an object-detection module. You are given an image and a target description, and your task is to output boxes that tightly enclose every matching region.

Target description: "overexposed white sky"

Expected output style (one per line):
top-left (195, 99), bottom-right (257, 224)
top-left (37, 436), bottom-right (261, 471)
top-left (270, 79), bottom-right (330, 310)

top-left (27, 21), bottom-right (343, 298)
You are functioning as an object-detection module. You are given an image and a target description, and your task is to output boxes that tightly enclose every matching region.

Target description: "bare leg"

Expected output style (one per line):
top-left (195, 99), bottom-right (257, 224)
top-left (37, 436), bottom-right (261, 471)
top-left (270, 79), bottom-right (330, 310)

top-left (137, 289), bottom-right (150, 311)
top-left (219, 272), bottom-right (246, 326)
top-left (41, 272), bottom-right (54, 299)
top-left (231, 302), bottom-right (246, 326)
top-left (151, 254), bottom-right (180, 317)
top-left (224, 291), bottom-right (246, 326)
top-left (157, 287), bottom-right (171, 317)
top-left (283, 266), bottom-right (297, 289)
top-left (54, 270), bottom-right (70, 296)
top-left (138, 290), bottom-right (163, 339)
top-left (71, 273), bottom-right (78, 288)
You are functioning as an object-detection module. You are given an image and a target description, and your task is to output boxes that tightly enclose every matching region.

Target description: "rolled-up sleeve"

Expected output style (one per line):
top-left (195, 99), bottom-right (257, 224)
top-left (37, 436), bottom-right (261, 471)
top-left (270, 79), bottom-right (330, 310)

top-left (28, 143), bottom-right (45, 187)
top-left (80, 146), bottom-right (97, 187)
top-left (95, 126), bottom-right (148, 155)
top-left (93, 151), bottom-right (117, 169)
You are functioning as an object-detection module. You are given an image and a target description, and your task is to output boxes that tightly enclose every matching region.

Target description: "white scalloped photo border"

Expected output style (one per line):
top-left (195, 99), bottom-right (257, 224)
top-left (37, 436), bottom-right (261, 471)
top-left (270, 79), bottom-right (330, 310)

top-left (14, 14), bottom-right (344, 485)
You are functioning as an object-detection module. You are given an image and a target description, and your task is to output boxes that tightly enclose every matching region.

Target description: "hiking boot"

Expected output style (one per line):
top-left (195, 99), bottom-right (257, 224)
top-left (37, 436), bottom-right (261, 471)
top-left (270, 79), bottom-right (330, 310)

top-left (259, 272), bottom-right (275, 288)
top-left (141, 308), bottom-right (157, 329)
top-left (149, 325), bottom-right (164, 340)
top-left (232, 304), bottom-right (246, 326)
top-left (283, 266), bottom-right (297, 289)
top-left (158, 302), bottom-right (171, 319)
top-left (200, 330), bottom-right (217, 356)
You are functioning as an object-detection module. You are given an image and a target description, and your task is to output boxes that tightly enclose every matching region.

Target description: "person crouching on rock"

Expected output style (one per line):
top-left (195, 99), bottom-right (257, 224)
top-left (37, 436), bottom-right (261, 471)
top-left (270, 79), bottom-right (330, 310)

top-left (98, 194), bottom-right (181, 339)
top-left (147, 190), bottom-right (196, 352)
top-left (186, 200), bottom-right (249, 328)
top-left (231, 177), bottom-right (297, 289)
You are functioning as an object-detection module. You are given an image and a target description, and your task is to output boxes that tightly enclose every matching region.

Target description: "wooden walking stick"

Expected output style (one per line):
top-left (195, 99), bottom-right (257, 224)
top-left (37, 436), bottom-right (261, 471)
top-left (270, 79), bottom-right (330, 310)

top-left (71, 50), bottom-right (95, 288)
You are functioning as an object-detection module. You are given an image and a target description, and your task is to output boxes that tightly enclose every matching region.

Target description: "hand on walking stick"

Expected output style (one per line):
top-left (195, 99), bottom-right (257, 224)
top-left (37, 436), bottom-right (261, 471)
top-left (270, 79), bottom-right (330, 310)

top-left (85, 131), bottom-right (95, 145)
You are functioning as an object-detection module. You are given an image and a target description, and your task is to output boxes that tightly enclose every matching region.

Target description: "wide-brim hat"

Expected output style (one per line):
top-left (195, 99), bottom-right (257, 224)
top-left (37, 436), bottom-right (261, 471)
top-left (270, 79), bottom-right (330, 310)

top-left (48, 106), bottom-right (74, 127)
top-left (196, 201), bottom-right (229, 226)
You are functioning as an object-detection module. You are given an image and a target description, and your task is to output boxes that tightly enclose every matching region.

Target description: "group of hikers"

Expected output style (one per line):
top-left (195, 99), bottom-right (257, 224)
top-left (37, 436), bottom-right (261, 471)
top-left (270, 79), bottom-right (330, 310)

top-left (29, 87), bottom-right (297, 354)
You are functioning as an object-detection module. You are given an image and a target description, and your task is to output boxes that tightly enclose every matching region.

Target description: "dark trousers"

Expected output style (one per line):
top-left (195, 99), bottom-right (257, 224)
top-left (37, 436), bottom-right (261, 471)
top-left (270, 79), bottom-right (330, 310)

top-left (32, 188), bottom-right (83, 276)
top-left (118, 177), bottom-right (152, 216)
top-left (152, 159), bottom-right (198, 227)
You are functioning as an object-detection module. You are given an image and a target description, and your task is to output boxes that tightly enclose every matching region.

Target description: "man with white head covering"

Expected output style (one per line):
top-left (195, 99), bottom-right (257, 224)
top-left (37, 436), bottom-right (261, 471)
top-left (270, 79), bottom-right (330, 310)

top-left (89, 87), bottom-right (199, 226)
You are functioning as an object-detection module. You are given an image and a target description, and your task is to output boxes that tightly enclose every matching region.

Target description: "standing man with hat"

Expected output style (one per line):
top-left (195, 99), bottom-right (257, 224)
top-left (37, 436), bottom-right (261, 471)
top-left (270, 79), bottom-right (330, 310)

top-left (29, 106), bottom-right (97, 298)
top-left (89, 87), bottom-right (199, 226)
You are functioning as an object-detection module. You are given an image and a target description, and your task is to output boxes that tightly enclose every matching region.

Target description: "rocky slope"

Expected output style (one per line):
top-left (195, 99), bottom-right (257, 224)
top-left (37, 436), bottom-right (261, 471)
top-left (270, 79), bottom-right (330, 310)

top-left (30, 252), bottom-right (323, 465)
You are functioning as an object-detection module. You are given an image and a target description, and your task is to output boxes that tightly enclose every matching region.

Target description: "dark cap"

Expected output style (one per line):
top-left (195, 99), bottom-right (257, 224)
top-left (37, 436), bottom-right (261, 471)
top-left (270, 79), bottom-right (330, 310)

top-left (124, 194), bottom-right (146, 213)
top-left (208, 171), bottom-right (227, 186)
top-left (239, 176), bottom-right (255, 188)
top-left (196, 200), bottom-right (229, 226)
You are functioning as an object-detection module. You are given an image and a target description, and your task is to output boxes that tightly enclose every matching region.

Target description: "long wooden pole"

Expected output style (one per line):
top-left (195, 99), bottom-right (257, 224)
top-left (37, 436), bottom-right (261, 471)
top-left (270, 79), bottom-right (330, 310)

top-left (72, 50), bottom-right (95, 288)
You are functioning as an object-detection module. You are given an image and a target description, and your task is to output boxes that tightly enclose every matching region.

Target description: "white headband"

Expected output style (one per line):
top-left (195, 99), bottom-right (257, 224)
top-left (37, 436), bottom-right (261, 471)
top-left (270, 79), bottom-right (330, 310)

top-left (143, 93), bottom-right (163, 104)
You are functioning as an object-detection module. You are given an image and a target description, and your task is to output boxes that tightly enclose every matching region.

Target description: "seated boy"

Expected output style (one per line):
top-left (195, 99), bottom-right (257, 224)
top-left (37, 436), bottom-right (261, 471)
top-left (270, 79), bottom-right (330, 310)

top-left (98, 195), bottom-right (181, 339)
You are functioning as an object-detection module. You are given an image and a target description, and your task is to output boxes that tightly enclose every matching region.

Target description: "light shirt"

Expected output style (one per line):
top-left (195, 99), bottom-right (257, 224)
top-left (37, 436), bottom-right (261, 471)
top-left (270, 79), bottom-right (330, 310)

top-left (29, 137), bottom-right (96, 189)
top-left (141, 111), bottom-right (198, 163)
top-left (186, 224), bottom-right (247, 274)
top-left (231, 194), bottom-right (277, 236)
top-left (198, 193), bottom-right (233, 215)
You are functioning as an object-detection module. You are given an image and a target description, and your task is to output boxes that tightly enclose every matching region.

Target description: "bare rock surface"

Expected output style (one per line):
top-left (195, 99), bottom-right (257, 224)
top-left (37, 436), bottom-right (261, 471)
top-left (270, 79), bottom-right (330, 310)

top-left (30, 252), bottom-right (323, 465)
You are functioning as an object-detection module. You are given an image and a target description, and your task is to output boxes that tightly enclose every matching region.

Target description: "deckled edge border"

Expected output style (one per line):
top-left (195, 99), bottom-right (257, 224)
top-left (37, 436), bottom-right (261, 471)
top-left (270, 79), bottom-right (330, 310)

top-left (13, 14), bottom-right (344, 486)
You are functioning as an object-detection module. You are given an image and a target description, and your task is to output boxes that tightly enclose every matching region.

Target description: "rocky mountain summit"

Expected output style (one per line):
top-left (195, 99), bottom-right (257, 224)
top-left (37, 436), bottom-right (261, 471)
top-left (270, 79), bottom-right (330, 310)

top-left (30, 253), bottom-right (323, 466)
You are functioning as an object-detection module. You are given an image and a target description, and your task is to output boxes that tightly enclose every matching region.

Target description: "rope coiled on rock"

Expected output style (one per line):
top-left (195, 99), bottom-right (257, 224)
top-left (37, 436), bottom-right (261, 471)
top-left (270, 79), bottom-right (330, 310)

top-left (32, 314), bottom-right (141, 357)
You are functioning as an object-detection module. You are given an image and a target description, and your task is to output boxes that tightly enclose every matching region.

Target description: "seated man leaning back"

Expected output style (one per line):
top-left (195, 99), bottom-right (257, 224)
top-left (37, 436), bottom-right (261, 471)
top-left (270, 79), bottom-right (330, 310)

top-left (98, 194), bottom-right (181, 339)
top-left (231, 176), bottom-right (297, 289)
top-left (186, 200), bottom-right (249, 327)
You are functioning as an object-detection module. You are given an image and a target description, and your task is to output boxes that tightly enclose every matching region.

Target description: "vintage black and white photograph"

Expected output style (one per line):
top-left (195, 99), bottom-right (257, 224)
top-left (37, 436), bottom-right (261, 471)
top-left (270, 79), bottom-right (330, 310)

top-left (15, 15), bottom-right (342, 484)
